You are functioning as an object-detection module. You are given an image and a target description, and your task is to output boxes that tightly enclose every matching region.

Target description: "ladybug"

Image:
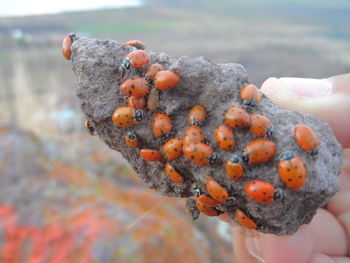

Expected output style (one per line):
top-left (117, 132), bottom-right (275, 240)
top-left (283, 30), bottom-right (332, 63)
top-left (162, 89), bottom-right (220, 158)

top-left (128, 96), bottom-right (147, 110)
top-left (183, 142), bottom-right (218, 166)
top-left (243, 139), bottom-right (277, 164)
top-left (165, 162), bottom-right (184, 183)
top-left (278, 151), bottom-right (307, 191)
top-left (125, 131), bottom-right (139, 148)
top-left (62, 33), bottom-right (75, 60)
top-left (84, 120), bottom-right (95, 136)
top-left (163, 137), bottom-right (183, 160)
top-left (139, 149), bottom-right (163, 162)
top-left (249, 114), bottom-right (274, 137)
top-left (154, 70), bottom-right (180, 90)
top-left (120, 77), bottom-right (149, 97)
top-left (241, 84), bottom-right (261, 107)
top-left (192, 184), bottom-right (201, 197)
top-left (186, 198), bottom-right (200, 220)
top-left (197, 194), bottom-right (220, 207)
top-left (225, 154), bottom-right (244, 181)
top-left (144, 63), bottom-right (164, 80)
top-left (123, 40), bottom-right (146, 50)
top-left (206, 177), bottom-right (229, 203)
top-left (183, 125), bottom-right (205, 146)
top-left (294, 124), bottom-right (320, 155)
top-left (235, 209), bottom-right (257, 229)
top-left (188, 105), bottom-right (206, 126)
top-left (112, 106), bottom-right (143, 128)
top-left (147, 88), bottom-right (159, 112)
top-left (224, 106), bottom-right (250, 128)
top-left (195, 198), bottom-right (220, 217)
top-left (214, 124), bottom-right (235, 151)
top-left (120, 50), bottom-right (150, 70)
top-left (152, 113), bottom-right (172, 138)
top-left (244, 180), bottom-right (283, 204)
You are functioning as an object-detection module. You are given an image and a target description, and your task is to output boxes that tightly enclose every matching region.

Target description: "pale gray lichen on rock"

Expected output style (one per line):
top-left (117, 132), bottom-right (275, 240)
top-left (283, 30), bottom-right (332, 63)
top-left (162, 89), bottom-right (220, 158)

top-left (70, 36), bottom-right (342, 235)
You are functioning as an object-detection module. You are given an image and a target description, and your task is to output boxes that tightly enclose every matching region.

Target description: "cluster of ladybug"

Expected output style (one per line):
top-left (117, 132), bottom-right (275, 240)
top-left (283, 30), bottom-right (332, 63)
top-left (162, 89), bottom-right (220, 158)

top-left (62, 36), bottom-right (321, 230)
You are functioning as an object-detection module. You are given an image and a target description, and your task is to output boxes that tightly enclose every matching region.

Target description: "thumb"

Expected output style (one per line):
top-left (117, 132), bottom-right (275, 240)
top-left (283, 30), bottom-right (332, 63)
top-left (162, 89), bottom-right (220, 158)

top-left (261, 74), bottom-right (350, 148)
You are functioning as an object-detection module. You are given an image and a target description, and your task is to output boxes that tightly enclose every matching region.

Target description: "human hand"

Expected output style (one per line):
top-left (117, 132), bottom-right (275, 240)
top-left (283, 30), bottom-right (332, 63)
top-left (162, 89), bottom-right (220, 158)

top-left (233, 74), bottom-right (350, 263)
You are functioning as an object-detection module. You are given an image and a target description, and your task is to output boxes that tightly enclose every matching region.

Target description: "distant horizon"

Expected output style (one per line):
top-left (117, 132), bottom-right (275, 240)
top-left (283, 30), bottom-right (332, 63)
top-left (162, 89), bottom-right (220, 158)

top-left (0, 0), bottom-right (143, 17)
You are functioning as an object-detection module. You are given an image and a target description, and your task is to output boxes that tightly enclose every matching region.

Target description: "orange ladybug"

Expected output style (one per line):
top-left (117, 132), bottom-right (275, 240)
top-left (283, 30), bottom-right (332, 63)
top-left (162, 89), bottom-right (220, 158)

top-left (294, 124), bottom-right (320, 155)
top-left (152, 113), bottom-right (172, 138)
top-left (120, 77), bottom-right (149, 97)
top-left (241, 84), bottom-right (261, 107)
top-left (123, 40), bottom-right (146, 50)
top-left (197, 194), bottom-right (220, 207)
top-left (243, 139), bottom-right (277, 164)
top-left (278, 151), bottom-right (307, 191)
top-left (112, 106), bottom-right (143, 128)
top-left (62, 33), bottom-right (75, 60)
top-left (214, 124), bottom-right (235, 151)
top-left (183, 125), bottom-right (205, 146)
top-left (225, 154), bottom-right (244, 181)
top-left (188, 105), bottom-right (206, 126)
top-left (84, 120), bottom-right (95, 136)
top-left (245, 180), bottom-right (283, 204)
top-left (140, 149), bottom-right (163, 162)
top-left (128, 96), bottom-right (147, 110)
top-left (154, 70), bottom-right (180, 90)
top-left (206, 177), bottom-right (229, 203)
top-left (125, 131), bottom-right (139, 148)
top-left (147, 88), bottom-right (159, 112)
top-left (224, 106), bottom-right (250, 128)
top-left (183, 142), bottom-right (217, 166)
top-left (163, 137), bottom-right (183, 160)
top-left (235, 209), bottom-right (257, 229)
top-left (195, 198), bottom-right (220, 217)
top-left (249, 114), bottom-right (274, 137)
top-left (144, 63), bottom-right (164, 80)
top-left (165, 162), bottom-right (184, 183)
top-left (120, 50), bottom-right (150, 70)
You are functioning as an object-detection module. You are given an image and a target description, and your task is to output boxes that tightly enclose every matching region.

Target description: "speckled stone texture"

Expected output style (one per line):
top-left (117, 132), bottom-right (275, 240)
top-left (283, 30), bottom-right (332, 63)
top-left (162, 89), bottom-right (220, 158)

top-left (70, 36), bottom-right (342, 235)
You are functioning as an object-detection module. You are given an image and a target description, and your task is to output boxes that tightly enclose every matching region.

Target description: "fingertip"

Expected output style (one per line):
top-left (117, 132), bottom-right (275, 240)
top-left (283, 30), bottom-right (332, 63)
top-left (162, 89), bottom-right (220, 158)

top-left (307, 253), bottom-right (335, 263)
top-left (256, 225), bottom-right (313, 263)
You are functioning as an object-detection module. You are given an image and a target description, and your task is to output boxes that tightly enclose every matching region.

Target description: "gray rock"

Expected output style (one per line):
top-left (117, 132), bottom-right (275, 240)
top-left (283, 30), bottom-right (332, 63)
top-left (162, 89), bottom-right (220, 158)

top-left (70, 36), bottom-right (342, 235)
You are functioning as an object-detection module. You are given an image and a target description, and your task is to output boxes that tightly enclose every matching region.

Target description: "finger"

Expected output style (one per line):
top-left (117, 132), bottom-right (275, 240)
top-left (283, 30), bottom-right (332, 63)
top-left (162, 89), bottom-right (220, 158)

top-left (233, 226), bottom-right (312, 263)
top-left (233, 226), bottom-right (262, 263)
top-left (338, 211), bottom-right (350, 256)
top-left (260, 75), bottom-right (350, 147)
top-left (308, 209), bottom-right (348, 256)
top-left (307, 253), bottom-right (335, 263)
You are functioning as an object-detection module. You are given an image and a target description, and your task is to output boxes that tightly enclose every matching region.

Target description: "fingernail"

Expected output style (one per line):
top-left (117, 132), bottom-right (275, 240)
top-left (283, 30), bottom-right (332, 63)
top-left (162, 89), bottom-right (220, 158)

top-left (279, 78), bottom-right (332, 97)
top-left (245, 234), bottom-right (265, 263)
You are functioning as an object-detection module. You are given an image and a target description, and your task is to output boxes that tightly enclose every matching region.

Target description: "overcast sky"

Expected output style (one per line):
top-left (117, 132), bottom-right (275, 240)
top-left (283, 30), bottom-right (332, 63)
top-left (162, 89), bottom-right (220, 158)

top-left (0, 0), bottom-right (142, 17)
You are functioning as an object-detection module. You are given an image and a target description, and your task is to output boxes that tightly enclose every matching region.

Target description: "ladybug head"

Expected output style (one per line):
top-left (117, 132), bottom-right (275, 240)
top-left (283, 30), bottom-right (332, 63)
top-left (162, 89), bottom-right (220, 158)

top-left (230, 154), bottom-right (242, 164)
top-left (279, 151), bottom-right (295, 161)
top-left (209, 152), bottom-right (219, 165)
top-left (273, 188), bottom-right (284, 201)
top-left (191, 184), bottom-right (201, 197)
top-left (135, 110), bottom-right (144, 121)
top-left (189, 120), bottom-right (201, 127)
top-left (266, 126), bottom-right (274, 137)
top-left (127, 131), bottom-right (137, 140)
top-left (310, 147), bottom-right (319, 156)
top-left (120, 58), bottom-right (131, 71)
top-left (243, 99), bottom-right (256, 107)
top-left (68, 33), bottom-right (77, 42)
top-left (242, 151), bottom-right (249, 163)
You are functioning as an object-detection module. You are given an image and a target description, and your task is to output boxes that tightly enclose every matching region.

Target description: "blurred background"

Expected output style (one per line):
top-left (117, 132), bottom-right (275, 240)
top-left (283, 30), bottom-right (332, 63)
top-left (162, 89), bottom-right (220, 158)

top-left (0, 0), bottom-right (349, 262)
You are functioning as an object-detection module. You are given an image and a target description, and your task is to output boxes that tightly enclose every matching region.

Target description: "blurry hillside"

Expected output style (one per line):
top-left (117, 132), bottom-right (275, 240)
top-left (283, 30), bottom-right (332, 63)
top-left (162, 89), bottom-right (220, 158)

top-left (0, 1), bottom-right (349, 262)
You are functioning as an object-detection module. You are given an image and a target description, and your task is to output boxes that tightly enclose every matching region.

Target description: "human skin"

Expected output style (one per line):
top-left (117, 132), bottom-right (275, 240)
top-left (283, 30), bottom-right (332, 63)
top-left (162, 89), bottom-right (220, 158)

top-left (232, 74), bottom-right (350, 263)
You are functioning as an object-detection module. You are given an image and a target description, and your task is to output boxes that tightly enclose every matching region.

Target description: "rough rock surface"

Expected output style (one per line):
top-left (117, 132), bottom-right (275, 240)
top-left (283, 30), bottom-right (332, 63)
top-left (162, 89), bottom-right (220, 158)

top-left (70, 36), bottom-right (342, 235)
